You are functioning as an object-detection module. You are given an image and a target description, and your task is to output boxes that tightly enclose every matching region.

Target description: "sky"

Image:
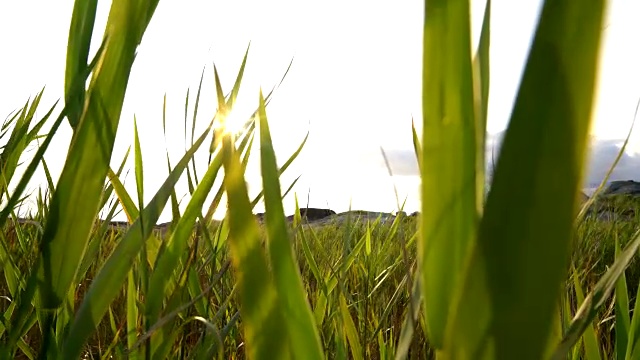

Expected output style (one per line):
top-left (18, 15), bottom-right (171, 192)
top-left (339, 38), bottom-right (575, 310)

top-left (1, 0), bottom-right (640, 222)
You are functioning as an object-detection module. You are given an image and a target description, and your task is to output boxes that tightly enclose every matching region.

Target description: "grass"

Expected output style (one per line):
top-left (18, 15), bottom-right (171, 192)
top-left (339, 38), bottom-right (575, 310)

top-left (2, 0), bottom-right (640, 359)
top-left (3, 207), bottom-right (640, 359)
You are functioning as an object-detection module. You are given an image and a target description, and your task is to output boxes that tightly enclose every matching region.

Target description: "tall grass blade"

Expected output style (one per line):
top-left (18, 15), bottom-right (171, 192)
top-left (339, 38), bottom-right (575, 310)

top-left (36, 0), bottom-right (160, 311)
top-left (221, 124), bottom-right (288, 360)
top-left (411, 118), bottom-right (421, 173)
top-left (473, 0), bottom-right (490, 210)
top-left (443, 0), bottom-right (606, 358)
top-left (614, 235), bottom-right (630, 360)
top-left (257, 90), bottom-right (324, 359)
top-left (339, 294), bottom-right (363, 360)
top-left (419, 0), bottom-right (478, 349)
top-left (552, 229), bottom-right (640, 359)
top-left (62, 119), bottom-right (213, 359)
top-left (145, 149), bottom-right (224, 323)
top-left (64, 0), bottom-right (98, 129)
top-left (573, 271), bottom-right (602, 360)
top-left (626, 281), bottom-right (640, 359)
top-left (394, 265), bottom-right (422, 360)
top-left (133, 116), bottom-right (144, 226)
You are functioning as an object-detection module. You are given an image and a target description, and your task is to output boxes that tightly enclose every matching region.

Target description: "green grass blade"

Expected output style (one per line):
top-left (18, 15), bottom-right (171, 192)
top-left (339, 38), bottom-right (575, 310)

top-left (473, 0), bottom-right (490, 210)
top-left (257, 91), bottom-right (324, 360)
top-left (394, 265), bottom-right (422, 360)
top-left (552, 229), bottom-right (640, 359)
top-left (99, 146), bottom-right (131, 211)
top-left (145, 148), bottom-right (224, 323)
top-left (221, 126), bottom-right (289, 360)
top-left (127, 270), bottom-right (140, 360)
top-left (250, 132), bottom-right (308, 209)
top-left (419, 0), bottom-right (478, 349)
top-left (36, 0), bottom-right (160, 311)
top-left (443, 0), bottom-right (606, 358)
top-left (0, 100), bottom-right (58, 223)
top-left (64, 0), bottom-right (98, 129)
top-left (107, 168), bottom-right (139, 222)
top-left (614, 235), bottom-right (630, 360)
top-left (625, 244), bottom-right (640, 359)
top-left (573, 272), bottom-right (602, 360)
top-left (226, 43), bottom-right (250, 111)
top-left (339, 294), bottom-right (363, 360)
top-left (62, 119), bottom-right (213, 359)
top-left (411, 118), bottom-right (421, 174)
top-left (133, 116), bottom-right (144, 225)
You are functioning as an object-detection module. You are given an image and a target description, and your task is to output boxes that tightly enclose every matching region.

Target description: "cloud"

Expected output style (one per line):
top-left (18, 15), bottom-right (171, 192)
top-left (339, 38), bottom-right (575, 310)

top-left (364, 131), bottom-right (640, 188)
top-left (583, 139), bottom-right (640, 187)
top-left (486, 132), bottom-right (640, 188)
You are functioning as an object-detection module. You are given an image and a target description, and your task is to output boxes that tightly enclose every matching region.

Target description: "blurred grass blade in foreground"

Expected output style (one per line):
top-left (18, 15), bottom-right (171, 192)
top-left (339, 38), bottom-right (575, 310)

top-left (441, 0), bottom-right (606, 358)
top-left (419, 0), bottom-right (478, 349)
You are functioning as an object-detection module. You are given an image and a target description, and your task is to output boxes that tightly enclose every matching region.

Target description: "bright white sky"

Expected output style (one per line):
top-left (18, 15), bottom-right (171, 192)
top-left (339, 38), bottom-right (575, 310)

top-left (1, 0), bottom-right (639, 221)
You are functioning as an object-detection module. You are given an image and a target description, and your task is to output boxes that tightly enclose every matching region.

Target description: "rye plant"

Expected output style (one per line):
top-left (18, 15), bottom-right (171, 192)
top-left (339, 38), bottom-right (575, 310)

top-left (2, 0), bottom-right (640, 359)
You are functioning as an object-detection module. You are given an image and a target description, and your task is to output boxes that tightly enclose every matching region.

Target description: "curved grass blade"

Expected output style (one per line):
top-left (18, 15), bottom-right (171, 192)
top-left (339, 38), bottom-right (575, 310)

top-left (339, 294), bottom-right (363, 360)
top-left (36, 0), bottom-right (160, 311)
top-left (613, 235), bottom-right (630, 360)
top-left (444, 0), bottom-right (606, 358)
top-left (572, 270), bottom-right (602, 360)
top-left (473, 0), bottom-right (490, 212)
top-left (107, 168), bottom-right (139, 222)
top-left (411, 118), bottom-right (421, 173)
top-left (577, 97), bottom-right (639, 222)
top-left (133, 116), bottom-right (144, 226)
top-left (552, 229), bottom-right (640, 359)
top-left (144, 148), bottom-right (224, 323)
top-left (257, 91), bottom-right (324, 359)
top-left (394, 264), bottom-right (422, 360)
top-left (250, 131), bottom-right (308, 208)
top-left (62, 119), bottom-right (213, 359)
top-left (64, 0), bottom-right (98, 129)
top-left (625, 236), bottom-right (640, 359)
top-left (221, 129), bottom-right (289, 360)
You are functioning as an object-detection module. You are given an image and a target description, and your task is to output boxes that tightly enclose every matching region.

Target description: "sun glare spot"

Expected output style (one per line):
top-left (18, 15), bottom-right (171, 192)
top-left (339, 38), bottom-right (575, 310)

top-left (214, 107), bottom-right (251, 139)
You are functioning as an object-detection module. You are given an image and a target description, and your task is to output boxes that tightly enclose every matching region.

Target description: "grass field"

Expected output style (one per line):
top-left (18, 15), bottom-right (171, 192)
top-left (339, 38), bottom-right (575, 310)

top-left (3, 0), bottom-right (640, 359)
top-left (3, 200), bottom-right (640, 359)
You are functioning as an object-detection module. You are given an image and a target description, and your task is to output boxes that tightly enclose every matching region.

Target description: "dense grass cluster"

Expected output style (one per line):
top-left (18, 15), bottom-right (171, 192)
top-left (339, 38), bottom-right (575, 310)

top-left (1, 214), bottom-right (422, 358)
top-left (3, 201), bottom-right (640, 358)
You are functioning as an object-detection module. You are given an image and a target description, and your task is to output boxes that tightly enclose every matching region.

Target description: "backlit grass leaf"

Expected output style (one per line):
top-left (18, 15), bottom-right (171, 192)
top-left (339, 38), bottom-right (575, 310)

top-left (573, 271), bottom-right (602, 360)
top-left (626, 242), bottom-right (640, 360)
top-left (473, 0), bottom-right (490, 211)
top-left (339, 294), bottom-right (363, 360)
top-left (36, 0), bottom-right (160, 311)
top-left (257, 91), bottom-right (324, 360)
top-left (64, 0), bottom-right (98, 129)
top-left (443, 0), bottom-right (606, 358)
top-left (553, 229), bottom-right (640, 359)
top-left (419, 0), bottom-right (478, 349)
top-left (614, 235), bottom-right (630, 359)
top-left (220, 129), bottom-right (289, 360)
top-left (127, 270), bottom-right (140, 360)
top-left (107, 168), bottom-right (139, 222)
top-left (133, 116), bottom-right (144, 227)
top-left (144, 149), bottom-right (224, 323)
top-left (62, 118), bottom-right (214, 359)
